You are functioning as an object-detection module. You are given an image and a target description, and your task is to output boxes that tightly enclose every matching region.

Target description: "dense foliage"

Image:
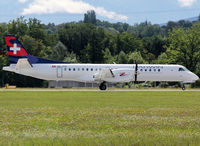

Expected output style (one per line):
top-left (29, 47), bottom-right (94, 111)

top-left (0, 11), bottom-right (200, 87)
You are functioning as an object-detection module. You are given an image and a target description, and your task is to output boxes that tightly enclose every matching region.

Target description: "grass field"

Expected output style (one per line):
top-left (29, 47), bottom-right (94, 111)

top-left (0, 91), bottom-right (200, 145)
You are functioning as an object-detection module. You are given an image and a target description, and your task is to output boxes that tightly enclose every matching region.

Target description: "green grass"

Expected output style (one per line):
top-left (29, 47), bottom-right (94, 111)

top-left (0, 91), bottom-right (200, 145)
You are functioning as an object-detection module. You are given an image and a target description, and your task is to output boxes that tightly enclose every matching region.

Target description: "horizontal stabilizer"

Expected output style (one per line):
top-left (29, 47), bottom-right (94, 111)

top-left (16, 58), bottom-right (32, 70)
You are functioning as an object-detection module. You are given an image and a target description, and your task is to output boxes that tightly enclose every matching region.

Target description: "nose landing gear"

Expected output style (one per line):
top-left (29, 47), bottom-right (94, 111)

top-left (182, 83), bottom-right (186, 91)
top-left (182, 84), bottom-right (186, 91)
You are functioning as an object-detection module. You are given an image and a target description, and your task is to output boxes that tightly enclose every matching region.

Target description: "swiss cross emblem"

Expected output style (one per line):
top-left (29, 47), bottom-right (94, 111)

top-left (10, 43), bottom-right (21, 54)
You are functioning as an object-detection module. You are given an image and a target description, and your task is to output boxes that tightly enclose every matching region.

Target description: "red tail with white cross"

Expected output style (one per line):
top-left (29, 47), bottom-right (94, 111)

top-left (5, 35), bottom-right (28, 64)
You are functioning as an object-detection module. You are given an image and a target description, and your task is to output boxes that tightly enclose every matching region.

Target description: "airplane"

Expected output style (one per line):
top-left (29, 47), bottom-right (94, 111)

top-left (3, 35), bottom-right (199, 90)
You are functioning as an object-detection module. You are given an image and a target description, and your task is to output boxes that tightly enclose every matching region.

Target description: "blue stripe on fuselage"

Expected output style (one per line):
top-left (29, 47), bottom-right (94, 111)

top-left (9, 55), bottom-right (71, 64)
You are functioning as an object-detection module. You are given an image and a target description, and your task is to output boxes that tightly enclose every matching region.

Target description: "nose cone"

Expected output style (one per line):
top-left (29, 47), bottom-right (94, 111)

top-left (193, 74), bottom-right (199, 81)
top-left (186, 72), bottom-right (199, 83)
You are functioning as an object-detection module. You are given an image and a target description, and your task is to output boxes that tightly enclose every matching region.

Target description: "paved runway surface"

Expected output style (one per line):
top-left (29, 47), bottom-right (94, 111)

top-left (1, 88), bottom-right (200, 91)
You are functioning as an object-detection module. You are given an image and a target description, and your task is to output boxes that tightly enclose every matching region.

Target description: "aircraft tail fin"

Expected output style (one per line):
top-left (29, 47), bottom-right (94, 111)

top-left (5, 35), bottom-right (28, 64)
top-left (4, 35), bottom-right (66, 64)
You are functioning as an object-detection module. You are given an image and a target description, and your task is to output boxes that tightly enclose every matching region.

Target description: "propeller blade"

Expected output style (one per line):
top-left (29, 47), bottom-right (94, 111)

top-left (134, 61), bottom-right (138, 83)
top-left (135, 74), bottom-right (137, 83)
top-left (135, 61), bottom-right (138, 72)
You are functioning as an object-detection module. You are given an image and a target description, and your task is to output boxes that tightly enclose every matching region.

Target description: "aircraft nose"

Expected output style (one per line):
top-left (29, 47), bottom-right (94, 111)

top-left (193, 74), bottom-right (199, 81)
top-left (190, 72), bottom-right (199, 81)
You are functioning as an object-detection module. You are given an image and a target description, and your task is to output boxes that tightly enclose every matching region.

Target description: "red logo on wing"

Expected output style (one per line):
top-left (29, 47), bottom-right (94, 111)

top-left (120, 72), bottom-right (127, 76)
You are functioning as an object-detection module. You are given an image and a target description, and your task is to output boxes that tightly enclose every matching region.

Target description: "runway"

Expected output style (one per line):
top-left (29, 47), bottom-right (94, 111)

top-left (0, 88), bottom-right (200, 91)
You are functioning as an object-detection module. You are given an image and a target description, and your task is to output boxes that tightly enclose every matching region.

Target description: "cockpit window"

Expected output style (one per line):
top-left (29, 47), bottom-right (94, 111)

top-left (179, 68), bottom-right (185, 71)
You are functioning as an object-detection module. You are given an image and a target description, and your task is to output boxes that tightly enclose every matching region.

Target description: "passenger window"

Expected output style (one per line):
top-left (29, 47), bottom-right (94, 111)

top-left (154, 69), bottom-right (156, 72)
top-left (149, 69), bottom-right (151, 72)
top-left (91, 68), bottom-right (93, 71)
top-left (140, 69), bottom-right (143, 72)
top-left (82, 68), bottom-right (84, 71)
top-left (179, 68), bottom-right (185, 71)
top-left (73, 68), bottom-right (75, 71)
top-left (95, 68), bottom-right (98, 71)
top-left (86, 68), bottom-right (89, 71)
top-left (69, 68), bottom-right (71, 71)
top-left (145, 69), bottom-right (147, 72)
top-left (64, 68), bottom-right (67, 71)
top-left (158, 69), bottom-right (160, 72)
top-left (78, 68), bottom-right (80, 71)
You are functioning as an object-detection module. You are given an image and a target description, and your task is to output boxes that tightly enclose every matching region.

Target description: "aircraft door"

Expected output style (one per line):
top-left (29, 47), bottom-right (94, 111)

top-left (57, 66), bottom-right (63, 78)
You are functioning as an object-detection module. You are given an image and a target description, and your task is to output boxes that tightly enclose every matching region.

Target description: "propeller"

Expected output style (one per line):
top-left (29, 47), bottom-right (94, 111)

top-left (134, 61), bottom-right (138, 84)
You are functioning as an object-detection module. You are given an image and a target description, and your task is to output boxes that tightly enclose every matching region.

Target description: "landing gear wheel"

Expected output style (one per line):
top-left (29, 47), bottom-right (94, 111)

top-left (99, 82), bottom-right (107, 90)
top-left (182, 84), bottom-right (186, 91)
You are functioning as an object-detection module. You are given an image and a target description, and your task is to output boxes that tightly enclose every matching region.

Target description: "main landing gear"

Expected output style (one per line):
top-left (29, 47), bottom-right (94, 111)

top-left (99, 82), bottom-right (107, 90)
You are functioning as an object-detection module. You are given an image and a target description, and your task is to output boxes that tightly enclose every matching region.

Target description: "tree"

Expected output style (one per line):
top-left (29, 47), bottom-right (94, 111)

top-left (199, 14), bottom-right (200, 21)
top-left (142, 35), bottom-right (165, 60)
top-left (0, 25), bottom-right (6, 55)
top-left (166, 21), bottom-right (179, 31)
top-left (6, 17), bottom-right (28, 37)
top-left (58, 23), bottom-right (97, 61)
top-left (21, 35), bottom-right (46, 57)
top-left (165, 23), bottom-right (200, 74)
top-left (103, 48), bottom-right (116, 63)
top-left (84, 10), bottom-right (97, 25)
top-left (156, 53), bottom-right (170, 64)
top-left (27, 18), bottom-right (47, 43)
top-left (86, 28), bottom-right (105, 63)
top-left (51, 41), bottom-right (68, 61)
top-left (63, 52), bottom-right (78, 63)
top-left (117, 51), bottom-right (128, 64)
top-left (0, 55), bottom-right (7, 87)
top-left (128, 52), bottom-right (147, 64)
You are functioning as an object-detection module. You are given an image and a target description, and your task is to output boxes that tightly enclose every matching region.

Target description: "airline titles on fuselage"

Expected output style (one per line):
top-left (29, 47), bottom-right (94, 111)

top-left (51, 65), bottom-right (164, 73)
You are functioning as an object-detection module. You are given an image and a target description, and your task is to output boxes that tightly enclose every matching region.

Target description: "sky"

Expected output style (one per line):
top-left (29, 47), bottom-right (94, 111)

top-left (0, 0), bottom-right (200, 25)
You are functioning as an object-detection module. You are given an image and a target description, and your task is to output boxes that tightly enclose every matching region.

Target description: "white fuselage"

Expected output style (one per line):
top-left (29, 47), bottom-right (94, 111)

top-left (3, 64), bottom-right (199, 84)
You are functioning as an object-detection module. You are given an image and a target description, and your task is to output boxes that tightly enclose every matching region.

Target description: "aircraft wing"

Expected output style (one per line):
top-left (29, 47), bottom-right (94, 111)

top-left (94, 68), bottom-right (135, 83)
top-left (94, 68), bottom-right (114, 81)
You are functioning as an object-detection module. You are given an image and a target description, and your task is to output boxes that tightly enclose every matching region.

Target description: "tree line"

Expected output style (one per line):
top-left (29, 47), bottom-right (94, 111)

top-left (0, 11), bottom-right (200, 87)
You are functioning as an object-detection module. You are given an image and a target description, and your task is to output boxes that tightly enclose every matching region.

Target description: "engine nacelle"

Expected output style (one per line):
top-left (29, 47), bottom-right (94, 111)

top-left (94, 68), bottom-right (135, 83)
